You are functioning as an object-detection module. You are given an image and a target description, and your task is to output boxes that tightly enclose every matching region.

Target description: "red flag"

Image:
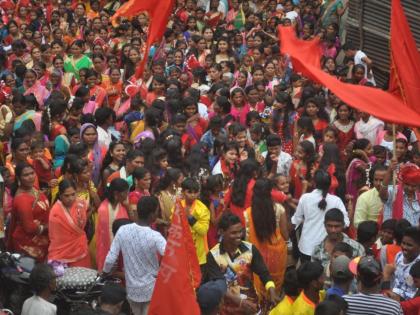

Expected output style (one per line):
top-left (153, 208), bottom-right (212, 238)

top-left (389, 0), bottom-right (420, 115)
top-left (278, 26), bottom-right (420, 127)
top-left (148, 201), bottom-right (201, 315)
top-left (111, 0), bottom-right (175, 79)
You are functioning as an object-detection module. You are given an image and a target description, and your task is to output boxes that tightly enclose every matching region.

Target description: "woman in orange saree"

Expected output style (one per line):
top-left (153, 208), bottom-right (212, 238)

top-left (48, 179), bottom-right (91, 268)
top-left (244, 179), bottom-right (288, 309)
top-left (95, 178), bottom-right (129, 271)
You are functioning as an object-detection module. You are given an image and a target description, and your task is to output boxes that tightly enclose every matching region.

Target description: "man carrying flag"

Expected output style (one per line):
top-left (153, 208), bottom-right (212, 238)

top-left (102, 197), bottom-right (166, 315)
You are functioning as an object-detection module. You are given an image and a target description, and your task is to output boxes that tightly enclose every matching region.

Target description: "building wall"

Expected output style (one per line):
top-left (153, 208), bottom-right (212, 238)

top-left (346, 0), bottom-right (420, 88)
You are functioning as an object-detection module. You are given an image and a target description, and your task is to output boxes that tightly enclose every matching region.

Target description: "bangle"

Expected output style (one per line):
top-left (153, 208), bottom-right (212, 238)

top-left (38, 224), bottom-right (44, 234)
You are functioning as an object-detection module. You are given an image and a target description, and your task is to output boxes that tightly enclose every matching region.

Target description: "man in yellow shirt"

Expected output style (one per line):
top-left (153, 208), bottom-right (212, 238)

top-left (173, 178), bottom-right (210, 265)
top-left (270, 269), bottom-right (300, 315)
top-left (293, 261), bottom-right (326, 315)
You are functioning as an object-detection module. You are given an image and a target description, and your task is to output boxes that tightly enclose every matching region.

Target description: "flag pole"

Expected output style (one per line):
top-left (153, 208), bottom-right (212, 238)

top-left (392, 124), bottom-right (397, 199)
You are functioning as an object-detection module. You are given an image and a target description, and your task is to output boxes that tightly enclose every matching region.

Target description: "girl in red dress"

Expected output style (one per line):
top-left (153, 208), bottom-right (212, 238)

top-left (290, 140), bottom-right (318, 199)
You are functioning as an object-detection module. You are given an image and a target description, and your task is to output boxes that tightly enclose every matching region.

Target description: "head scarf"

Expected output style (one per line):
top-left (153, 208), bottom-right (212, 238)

top-left (393, 163), bottom-right (420, 220)
top-left (80, 123), bottom-right (102, 185)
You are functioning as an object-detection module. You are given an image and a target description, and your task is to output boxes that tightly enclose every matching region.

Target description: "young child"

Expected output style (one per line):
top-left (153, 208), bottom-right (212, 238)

top-left (202, 174), bottom-right (224, 249)
top-left (326, 255), bottom-right (354, 298)
top-left (176, 178), bottom-right (210, 267)
top-left (297, 116), bottom-right (316, 149)
top-left (290, 140), bottom-right (318, 199)
top-left (373, 145), bottom-right (387, 166)
top-left (21, 264), bottom-right (57, 315)
top-left (31, 140), bottom-right (52, 191)
top-left (270, 269), bottom-right (300, 315)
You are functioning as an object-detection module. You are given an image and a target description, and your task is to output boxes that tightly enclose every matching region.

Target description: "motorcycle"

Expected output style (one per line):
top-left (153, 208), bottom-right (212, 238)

top-left (54, 267), bottom-right (122, 315)
top-left (0, 251), bottom-right (36, 315)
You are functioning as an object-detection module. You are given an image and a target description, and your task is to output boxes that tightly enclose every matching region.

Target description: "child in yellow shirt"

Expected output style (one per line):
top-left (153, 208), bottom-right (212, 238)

top-left (270, 269), bottom-right (300, 315)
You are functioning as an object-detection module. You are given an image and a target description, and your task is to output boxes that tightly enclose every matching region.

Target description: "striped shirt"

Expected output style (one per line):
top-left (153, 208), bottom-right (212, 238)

top-left (344, 293), bottom-right (403, 315)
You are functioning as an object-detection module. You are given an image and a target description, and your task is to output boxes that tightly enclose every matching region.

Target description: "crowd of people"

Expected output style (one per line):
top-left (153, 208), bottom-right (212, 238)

top-left (0, 0), bottom-right (419, 314)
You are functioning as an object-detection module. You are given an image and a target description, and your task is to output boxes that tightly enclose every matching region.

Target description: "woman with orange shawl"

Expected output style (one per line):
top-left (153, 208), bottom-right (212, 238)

top-left (96, 178), bottom-right (129, 271)
top-left (48, 179), bottom-right (90, 267)
top-left (244, 179), bottom-right (288, 310)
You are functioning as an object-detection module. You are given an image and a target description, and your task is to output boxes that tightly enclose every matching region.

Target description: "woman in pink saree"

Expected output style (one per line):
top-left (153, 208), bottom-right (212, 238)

top-left (95, 178), bottom-right (129, 271)
top-left (20, 69), bottom-right (50, 110)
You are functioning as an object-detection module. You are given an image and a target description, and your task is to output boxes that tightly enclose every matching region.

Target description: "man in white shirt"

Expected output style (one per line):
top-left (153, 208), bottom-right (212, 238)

top-left (95, 107), bottom-right (115, 148)
top-left (292, 170), bottom-right (349, 262)
top-left (265, 134), bottom-right (292, 177)
top-left (22, 264), bottom-right (57, 315)
top-left (343, 42), bottom-right (375, 85)
top-left (103, 196), bottom-right (166, 315)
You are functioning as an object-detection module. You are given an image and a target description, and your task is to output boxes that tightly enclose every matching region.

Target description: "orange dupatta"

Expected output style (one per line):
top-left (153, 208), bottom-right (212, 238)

top-left (244, 205), bottom-right (287, 298)
top-left (48, 199), bottom-right (90, 267)
top-left (96, 199), bottom-right (128, 271)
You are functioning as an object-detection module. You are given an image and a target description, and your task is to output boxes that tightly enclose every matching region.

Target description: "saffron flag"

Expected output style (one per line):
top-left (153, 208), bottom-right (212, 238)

top-left (278, 26), bottom-right (420, 127)
top-left (148, 200), bottom-right (201, 315)
top-left (111, 0), bottom-right (175, 79)
top-left (389, 0), bottom-right (420, 114)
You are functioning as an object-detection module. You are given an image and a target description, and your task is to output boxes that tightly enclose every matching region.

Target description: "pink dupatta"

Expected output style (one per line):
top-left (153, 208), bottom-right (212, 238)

top-left (96, 199), bottom-right (128, 271)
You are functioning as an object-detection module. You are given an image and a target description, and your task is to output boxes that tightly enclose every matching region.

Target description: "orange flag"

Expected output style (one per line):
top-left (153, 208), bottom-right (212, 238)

top-left (148, 200), bottom-right (201, 315)
top-left (111, 0), bottom-right (175, 79)
top-left (278, 26), bottom-right (420, 127)
top-left (389, 0), bottom-right (420, 114)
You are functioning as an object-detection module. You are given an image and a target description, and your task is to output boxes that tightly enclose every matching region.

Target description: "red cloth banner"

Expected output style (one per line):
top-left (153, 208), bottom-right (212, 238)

top-left (111, 0), bottom-right (175, 79)
top-left (278, 26), bottom-right (420, 127)
top-left (148, 200), bottom-right (201, 315)
top-left (389, 0), bottom-right (420, 114)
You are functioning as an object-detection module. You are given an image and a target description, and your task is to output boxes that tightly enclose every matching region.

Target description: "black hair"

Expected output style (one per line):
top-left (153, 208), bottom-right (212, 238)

top-left (11, 162), bottom-right (34, 196)
top-left (373, 145), bottom-right (386, 157)
top-left (58, 179), bottom-right (76, 197)
top-left (107, 178), bottom-right (129, 203)
top-left (266, 134), bottom-right (282, 147)
top-left (283, 268), bottom-right (300, 297)
top-left (332, 242), bottom-right (353, 258)
top-left (319, 143), bottom-right (346, 201)
top-left (218, 212), bottom-right (242, 231)
top-left (410, 260), bottom-right (420, 279)
top-left (29, 264), bottom-right (55, 295)
top-left (231, 159), bottom-right (259, 207)
top-left (403, 227), bottom-right (420, 246)
top-left (395, 219), bottom-right (412, 244)
top-left (155, 168), bottom-right (183, 193)
top-left (68, 142), bottom-right (89, 157)
top-left (94, 107), bottom-right (115, 125)
top-left (181, 177), bottom-right (200, 192)
top-left (357, 221), bottom-right (378, 244)
top-left (41, 98), bottom-right (67, 136)
top-left (126, 149), bottom-right (144, 162)
top-left (297, 116), bottom-right (315, 134)
top-left (297, 261), bottom-right (324, 289)
top-left (137, 196), bottom-right (159, 220)
top-left (324, 208), bottom-right (344, 224)
top-left (215, 96), bottom-right (231, 114)
top-left (381, 219), bottom-right (397, 232)
top-left (100, 283), bottom-right (126, 305)
top-left (112, 218), bottom-right (131, 236)
top-left (132, 167), bottom-right (150, 181)
top-left (272, 91), bottom-right (294, 139)
top-left (251, 178), bottom-right (276, 242)
top-left (315, 297), bottom-right (347, 315)
top-left (200, 174), bottom-right (224, 207)
top-left (314, 169), bottom-right (331, 210)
